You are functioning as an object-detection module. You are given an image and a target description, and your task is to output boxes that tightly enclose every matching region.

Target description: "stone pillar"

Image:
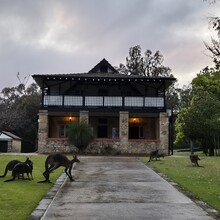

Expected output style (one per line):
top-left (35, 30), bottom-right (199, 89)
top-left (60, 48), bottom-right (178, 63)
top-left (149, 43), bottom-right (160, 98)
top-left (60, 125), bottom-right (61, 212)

top-left (119, 111), bottom-right (129, 143)
top-left (80, 111), bottom-right (89, 124)
top-left (38, 110), bottom-right (48, 153)
top-left (159, 112), bottom-right (169, 155)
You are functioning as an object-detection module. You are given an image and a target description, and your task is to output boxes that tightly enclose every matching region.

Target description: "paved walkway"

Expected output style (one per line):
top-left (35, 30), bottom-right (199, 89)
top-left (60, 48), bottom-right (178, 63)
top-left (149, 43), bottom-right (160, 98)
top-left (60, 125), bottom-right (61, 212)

top-left (30, 157), bottom-right (215, 220)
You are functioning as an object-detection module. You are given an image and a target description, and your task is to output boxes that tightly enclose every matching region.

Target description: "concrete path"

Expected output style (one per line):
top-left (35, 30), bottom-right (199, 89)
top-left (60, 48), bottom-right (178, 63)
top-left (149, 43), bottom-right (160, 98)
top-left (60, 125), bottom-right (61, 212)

top-left (31, 157), bottom-right (215, 220)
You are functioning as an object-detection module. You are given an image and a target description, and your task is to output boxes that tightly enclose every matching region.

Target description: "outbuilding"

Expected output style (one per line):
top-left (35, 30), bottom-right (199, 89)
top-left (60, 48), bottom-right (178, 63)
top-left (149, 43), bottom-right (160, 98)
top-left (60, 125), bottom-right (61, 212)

top-left (0, 131), bottom-right (22, 152)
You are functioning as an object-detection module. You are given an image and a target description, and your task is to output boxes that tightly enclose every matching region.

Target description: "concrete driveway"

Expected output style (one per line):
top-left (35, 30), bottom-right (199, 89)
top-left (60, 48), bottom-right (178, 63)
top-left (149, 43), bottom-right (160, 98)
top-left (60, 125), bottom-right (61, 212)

top-left (30, 156), bottom-right (215, 220)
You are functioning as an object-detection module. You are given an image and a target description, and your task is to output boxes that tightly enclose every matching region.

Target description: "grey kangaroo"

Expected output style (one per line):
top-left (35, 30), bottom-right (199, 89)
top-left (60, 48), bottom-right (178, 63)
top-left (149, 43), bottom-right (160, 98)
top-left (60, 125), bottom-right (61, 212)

top-left (148, 150), bottom-right (165, 162)
top-left (38, 154), bottom-right (80, 183)
top-left (4, 159), bottom-right (33, 182)
top-left (190, 154), bottom-right (202, 167)
top-left (0, 157), bottom-right (32, 178)
top-left (148, 150), bottom-right (159, 162)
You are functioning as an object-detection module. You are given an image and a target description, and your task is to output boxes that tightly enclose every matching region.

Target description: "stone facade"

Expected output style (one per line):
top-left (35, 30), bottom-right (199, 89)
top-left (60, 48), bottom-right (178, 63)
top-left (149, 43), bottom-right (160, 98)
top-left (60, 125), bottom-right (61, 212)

top-left (119, 111), bottom-right (129, 143)
top-left (80, 111), bottom-right (89, 124)
top-left (37, 110), bottom-right (169, 155)
top-left (86, 139), bottom-right (160, 155)
top-left (159, 112), bottom-right (169, 155)
top-left (38, 110), bottom-right (48, 153)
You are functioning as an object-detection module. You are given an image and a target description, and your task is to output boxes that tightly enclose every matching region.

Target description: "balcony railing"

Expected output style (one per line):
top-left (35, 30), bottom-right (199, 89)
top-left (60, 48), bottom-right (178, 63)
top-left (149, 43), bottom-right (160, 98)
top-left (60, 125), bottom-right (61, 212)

top-left (43, 95), bottom-right (164, 108)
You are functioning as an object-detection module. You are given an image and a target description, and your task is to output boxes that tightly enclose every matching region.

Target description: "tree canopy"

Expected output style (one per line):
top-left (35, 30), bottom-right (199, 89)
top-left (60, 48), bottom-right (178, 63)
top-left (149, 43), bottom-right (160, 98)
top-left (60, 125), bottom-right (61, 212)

top-left (118, 45), bottom-right (172, 77)
top-left (175, 63), bottom-right (220, 155)
top-left (0, 83), bottom-right (41, 150)
top-left (204, 0), bottom-right (220, 58)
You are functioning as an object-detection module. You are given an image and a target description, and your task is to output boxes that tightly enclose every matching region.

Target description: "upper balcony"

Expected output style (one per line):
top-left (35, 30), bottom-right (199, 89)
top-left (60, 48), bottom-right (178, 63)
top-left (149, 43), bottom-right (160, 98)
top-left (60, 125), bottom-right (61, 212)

top-left (42, 95), bottom-right (165, 112)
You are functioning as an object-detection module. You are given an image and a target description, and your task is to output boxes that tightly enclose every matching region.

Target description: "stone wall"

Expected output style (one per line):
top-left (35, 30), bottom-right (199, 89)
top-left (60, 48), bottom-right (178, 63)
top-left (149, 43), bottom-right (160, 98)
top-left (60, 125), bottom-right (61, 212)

top-left (40, 139), bottom-right (75, 154)
top-left (86, 139), bottom-right (162, 155)
top-left (159, 112), bottom-right (169, 155)
top-left (38, 110), bottom-right (48, 153)
top-left (37, 110), bottom-right (169, 155)
top-left (42, 139), bottom-right (164, 155)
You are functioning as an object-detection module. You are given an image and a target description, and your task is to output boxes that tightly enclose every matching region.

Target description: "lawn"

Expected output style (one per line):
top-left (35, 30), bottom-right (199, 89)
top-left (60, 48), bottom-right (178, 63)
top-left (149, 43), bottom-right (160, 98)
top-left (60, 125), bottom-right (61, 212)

top-left (141, 155), bottom-right (220, 212)
top-left (0, 155), bottom-right (64, 220)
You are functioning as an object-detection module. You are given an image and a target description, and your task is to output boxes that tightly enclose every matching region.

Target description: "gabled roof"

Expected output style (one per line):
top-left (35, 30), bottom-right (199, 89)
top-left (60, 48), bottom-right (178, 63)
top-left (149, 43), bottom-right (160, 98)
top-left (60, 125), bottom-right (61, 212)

top-left (88, 58), bottom-right (118, 73)
top-left (32, 58), bottom-right (176, 89)
top-left (0, 131), bottom-right (22, 140)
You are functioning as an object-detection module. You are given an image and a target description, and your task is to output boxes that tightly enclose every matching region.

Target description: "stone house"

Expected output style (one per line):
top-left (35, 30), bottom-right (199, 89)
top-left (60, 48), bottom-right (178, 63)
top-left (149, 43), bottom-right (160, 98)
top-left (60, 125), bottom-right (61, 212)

top-left (32, 59), bottom-right (176, 155)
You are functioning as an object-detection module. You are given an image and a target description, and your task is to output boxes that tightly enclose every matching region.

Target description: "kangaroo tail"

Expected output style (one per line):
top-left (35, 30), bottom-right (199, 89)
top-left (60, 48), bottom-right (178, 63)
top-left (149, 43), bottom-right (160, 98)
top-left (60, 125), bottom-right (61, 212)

top-left (4, 177), bottom-right (15, 182)
top-left (0, 167), bottom-right (8, 178)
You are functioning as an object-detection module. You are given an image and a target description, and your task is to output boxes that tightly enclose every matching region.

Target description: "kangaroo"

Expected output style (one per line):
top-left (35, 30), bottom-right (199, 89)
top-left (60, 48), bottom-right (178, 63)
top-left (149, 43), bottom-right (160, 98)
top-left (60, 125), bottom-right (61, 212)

top-left (0, 157), bottom-right (32, 178)
top-left (4, 159), bottom-right (33, 182)
top-left (190, 154), bottom-right (202, 167)
top-left (148, 150), bottom-right (159, 162)
top-left (38, 154), bottom-right (80, 183)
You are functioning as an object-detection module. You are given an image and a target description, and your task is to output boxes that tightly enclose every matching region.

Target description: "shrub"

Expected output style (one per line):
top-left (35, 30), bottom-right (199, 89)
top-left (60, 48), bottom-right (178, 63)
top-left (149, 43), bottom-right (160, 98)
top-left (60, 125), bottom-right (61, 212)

top-left (67, 121), bottom-right (94, 154)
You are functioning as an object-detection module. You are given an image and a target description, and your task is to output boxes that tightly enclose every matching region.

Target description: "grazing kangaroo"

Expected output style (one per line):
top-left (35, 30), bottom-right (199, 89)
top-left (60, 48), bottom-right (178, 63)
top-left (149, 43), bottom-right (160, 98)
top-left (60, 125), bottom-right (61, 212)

top-left (38, 154), bottom-right (80, 183)
top-left (4, 159), bottom-right (33, 182)
top-left (0, 157), bottom-right (32, 178)
top-left (190, 154), bottom-right (202, 167)
top-left (148, 150), bottom-right (165, 162)
top-left (148, 150), bottom-right (159, 162)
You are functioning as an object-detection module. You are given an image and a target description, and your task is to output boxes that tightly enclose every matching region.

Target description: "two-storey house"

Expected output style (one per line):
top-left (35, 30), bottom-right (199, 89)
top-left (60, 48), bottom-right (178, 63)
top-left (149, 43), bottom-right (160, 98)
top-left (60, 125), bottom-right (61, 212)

top-left (32, 59), bottom-right (175, 154)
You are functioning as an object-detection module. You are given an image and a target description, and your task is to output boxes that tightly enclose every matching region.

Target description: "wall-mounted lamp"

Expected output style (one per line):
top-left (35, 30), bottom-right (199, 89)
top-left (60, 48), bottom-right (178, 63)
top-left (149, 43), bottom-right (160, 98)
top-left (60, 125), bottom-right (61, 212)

top-left (69, 117), bottom-right (73, 122)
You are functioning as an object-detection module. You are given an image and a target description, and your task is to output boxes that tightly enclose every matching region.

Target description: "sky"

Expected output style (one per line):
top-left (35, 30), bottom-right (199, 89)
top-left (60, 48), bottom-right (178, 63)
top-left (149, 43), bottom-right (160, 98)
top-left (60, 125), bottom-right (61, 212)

top-left (0, 0), bottom-right (219, 90)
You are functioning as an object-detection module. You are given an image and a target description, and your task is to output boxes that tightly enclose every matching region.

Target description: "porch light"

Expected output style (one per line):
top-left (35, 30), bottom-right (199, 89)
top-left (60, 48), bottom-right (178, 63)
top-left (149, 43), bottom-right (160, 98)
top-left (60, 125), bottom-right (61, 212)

top-left (69, 117), bottom-right (73, 122)
top-left (133, 118), bottom-right (136, 124)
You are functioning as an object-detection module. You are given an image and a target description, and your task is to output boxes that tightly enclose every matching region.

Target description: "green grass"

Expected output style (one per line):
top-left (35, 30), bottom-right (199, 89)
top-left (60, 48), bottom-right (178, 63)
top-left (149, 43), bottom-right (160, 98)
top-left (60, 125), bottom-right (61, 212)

top-left (172, 150), bottom-right (206, 157)
top-left (0, 155), bottom-right (64, 220)
top-left (141, 155), bottom-right (220, 212)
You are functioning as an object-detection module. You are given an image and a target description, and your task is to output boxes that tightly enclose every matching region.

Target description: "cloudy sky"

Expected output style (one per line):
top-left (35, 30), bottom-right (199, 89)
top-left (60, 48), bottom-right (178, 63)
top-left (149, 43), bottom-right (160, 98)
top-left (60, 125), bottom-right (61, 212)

top-left (0, 0), bottom-right (219, 90)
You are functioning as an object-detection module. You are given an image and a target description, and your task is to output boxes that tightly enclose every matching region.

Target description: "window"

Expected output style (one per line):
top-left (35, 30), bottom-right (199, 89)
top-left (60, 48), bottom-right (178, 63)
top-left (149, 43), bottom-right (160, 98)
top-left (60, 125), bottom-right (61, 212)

top-left (60, 125), bottom-right (68, 137)
top-left (129, 126), bottom-right (144, 139)
top-left (97, 118), bottom-right (108, 138)
top-left (112, 127), bottom-right (119, 138)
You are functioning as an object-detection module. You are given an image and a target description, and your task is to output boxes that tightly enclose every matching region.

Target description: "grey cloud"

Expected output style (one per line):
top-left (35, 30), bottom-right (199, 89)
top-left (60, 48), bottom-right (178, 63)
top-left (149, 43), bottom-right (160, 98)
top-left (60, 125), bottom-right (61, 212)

top-left (0, 0), bottom-right (218, 89)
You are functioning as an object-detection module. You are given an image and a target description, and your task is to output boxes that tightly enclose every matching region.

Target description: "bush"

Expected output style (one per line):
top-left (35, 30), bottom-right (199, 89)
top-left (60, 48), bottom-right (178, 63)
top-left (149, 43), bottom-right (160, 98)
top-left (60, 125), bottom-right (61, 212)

top-left (67, 121), bottom-right (94, 154)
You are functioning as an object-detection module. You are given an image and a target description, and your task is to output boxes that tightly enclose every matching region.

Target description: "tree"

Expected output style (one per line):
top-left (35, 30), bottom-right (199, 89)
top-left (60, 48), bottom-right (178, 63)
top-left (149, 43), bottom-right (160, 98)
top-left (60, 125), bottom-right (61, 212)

top-left (166, 83), bottom-right (192, 113)
top-left (204, 0), bottom-right (220, 58)
top-left (125, 45), bottom-right (144, 75)
top-left (0, 83), bottom-right (41, 150)
top-left (67, 121), bottom-right (94, 154)
top-left (175, 64), bottom-right (220, 156)
top-left (118, 45), bottom-right (172, 77)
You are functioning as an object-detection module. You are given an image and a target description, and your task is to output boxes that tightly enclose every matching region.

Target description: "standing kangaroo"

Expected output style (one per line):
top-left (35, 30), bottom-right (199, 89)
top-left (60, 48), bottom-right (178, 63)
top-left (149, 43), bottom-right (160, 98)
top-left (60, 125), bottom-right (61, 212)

top-left (38, 154), bottom-right (80, 183)
top-left (0, 157), bottom-right (32, 178)
top-left (190, 154), bottom-right (202, 167)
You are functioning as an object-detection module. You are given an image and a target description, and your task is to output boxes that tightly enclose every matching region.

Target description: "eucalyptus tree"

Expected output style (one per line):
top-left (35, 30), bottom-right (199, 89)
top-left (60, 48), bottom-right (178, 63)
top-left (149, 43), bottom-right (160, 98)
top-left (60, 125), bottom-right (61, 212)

top-left (175, 64), bottom-right (220, 155)
top-left (0, 83), bottom-right (41, 147)
top-left (118, 45), bottom-right (172, 77)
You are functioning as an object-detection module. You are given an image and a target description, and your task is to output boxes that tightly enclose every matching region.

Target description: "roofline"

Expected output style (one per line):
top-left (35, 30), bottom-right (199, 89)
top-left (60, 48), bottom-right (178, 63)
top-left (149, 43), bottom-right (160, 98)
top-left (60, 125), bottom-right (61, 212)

top-left (32, 73), bottom-right (176, 80)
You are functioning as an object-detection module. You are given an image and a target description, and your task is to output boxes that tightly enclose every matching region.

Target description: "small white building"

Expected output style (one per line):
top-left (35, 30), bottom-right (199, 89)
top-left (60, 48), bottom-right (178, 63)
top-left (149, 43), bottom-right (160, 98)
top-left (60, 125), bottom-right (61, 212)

top-left (0, 131), bottom-right (22, 153)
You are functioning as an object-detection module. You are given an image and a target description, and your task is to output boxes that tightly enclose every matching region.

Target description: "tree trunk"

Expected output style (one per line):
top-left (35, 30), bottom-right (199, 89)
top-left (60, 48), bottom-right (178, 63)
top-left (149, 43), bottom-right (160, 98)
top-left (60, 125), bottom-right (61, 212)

top-left (190, 140), bottom-right (194, 154)
top-left (209, 143), bottom-right (215, 156)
